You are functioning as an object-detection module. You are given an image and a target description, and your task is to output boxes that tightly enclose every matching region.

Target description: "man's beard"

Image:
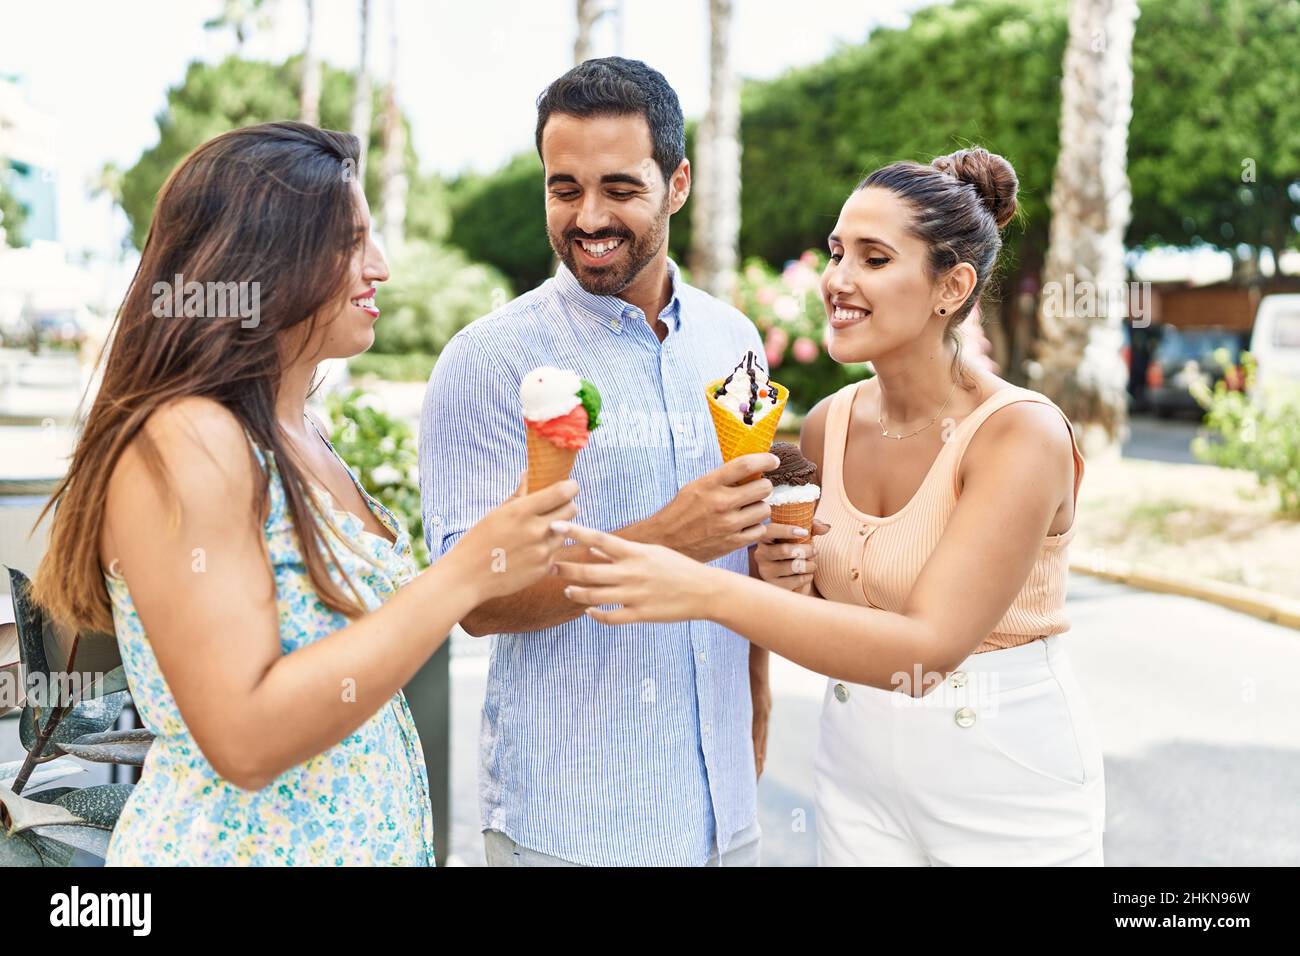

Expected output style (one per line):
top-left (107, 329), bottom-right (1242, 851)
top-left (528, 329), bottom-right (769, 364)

top-left (549, 198), bottom-right (670, 298)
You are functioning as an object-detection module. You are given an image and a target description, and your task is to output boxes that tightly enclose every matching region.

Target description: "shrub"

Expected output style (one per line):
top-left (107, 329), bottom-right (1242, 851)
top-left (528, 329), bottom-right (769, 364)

top-left (324, 389), bottom-right (429, 567)
top-left (1192, 351), bottom-right (1300, 518)
top-left (369, 240), bottom-right (512, 358)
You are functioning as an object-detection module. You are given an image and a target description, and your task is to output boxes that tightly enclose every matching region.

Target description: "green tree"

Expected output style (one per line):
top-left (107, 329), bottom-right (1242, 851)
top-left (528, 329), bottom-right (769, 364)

top-left (448, 0), bottom-right (1299, 377)
top-left (118, 55), bottom-right (446, 251)
top-left (448, 152), bottom-right (549, 292)
top-left (1127, 0), bottom-right (1300, 271)
top-left (203, 0), bottom-right (274, 52)
top-left (0, 170), bottom-right (27, 247)
top-left (368, 239), bottom-right (511, 356)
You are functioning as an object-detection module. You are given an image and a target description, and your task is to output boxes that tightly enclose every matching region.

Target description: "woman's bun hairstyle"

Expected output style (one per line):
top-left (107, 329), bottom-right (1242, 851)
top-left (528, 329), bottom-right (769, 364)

top-left (856, 146), bottom-right (1020, 384)
top-left (930, 147), bottom-right (1019, 229)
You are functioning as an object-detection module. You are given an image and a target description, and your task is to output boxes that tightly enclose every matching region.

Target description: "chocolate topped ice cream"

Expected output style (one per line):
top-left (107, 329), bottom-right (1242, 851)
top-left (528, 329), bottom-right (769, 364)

top-left (763, 442), bottom-right (821, 542)
top-left (765, 442), bottom-right (818, 487)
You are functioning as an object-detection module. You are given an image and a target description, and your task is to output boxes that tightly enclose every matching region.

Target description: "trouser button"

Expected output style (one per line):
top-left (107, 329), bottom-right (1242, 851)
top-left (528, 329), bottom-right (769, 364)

top-left (833, 683), bottom-right (850, 703)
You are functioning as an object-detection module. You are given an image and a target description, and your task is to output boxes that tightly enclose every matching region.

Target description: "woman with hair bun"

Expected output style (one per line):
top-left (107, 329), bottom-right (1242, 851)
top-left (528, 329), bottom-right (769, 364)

top-left (552, 147), bottom-right (1105, 866)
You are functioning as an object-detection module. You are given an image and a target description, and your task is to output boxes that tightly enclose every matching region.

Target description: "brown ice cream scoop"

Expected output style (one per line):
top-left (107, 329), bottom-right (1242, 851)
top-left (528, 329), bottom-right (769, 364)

top-left (765, 441), bottom-right (818, 487)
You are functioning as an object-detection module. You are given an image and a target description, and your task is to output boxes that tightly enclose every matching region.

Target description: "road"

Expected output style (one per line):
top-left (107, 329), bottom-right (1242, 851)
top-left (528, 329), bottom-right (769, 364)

top-left (1122, 413), bottom-right (1201, 464)
top-left (445, 573), bottom-right (1300, 866)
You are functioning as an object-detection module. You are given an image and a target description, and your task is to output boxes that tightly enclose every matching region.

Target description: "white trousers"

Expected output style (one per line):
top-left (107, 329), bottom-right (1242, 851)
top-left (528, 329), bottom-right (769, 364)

top-left (814, 634), bottom-right (1106, 866)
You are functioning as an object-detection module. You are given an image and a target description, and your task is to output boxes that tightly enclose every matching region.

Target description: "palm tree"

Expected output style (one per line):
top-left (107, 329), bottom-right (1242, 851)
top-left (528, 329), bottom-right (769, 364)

top-left (574, 0), bottom-right (604, 64)
top-left (300, 0), bottom-right (322, 125)
top-left (379, 0), bottom-right (407, 254)
top-left (351, 0), bottom-right (374, 180)
top-left (203, 0), bottom-right (272, 53)
top-left (689, 0), bottom-right (740, 302)
top-left (1032, 0), bottom-right (1139, 455)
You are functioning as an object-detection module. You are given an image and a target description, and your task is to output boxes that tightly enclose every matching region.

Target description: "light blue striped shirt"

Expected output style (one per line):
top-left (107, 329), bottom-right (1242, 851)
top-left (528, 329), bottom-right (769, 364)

top-left (419, 259), bottom-right (763, 866)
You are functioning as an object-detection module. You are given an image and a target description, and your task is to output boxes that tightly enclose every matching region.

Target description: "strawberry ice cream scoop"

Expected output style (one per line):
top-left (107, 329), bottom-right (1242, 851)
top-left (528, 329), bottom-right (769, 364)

top-left (520, 365), bottom-right (603, 451)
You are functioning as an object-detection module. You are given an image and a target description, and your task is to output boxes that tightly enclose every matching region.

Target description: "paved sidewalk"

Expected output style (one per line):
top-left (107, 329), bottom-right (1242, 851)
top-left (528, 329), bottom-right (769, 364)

top-left (447, 573), bottom-right (1300, 866)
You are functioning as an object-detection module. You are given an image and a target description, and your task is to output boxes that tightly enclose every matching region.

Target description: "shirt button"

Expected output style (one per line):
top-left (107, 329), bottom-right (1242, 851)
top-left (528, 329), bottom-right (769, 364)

top-left (702, 722), bottom-right (712, 735)
top-left (698, 651), bottom-right (707, 665)
top-left (850, 569), bottom-right (859, 580)
top-left (954, 706), bottom-right (977, 729)
top-left (833, 683), bottom-right (850, 703)
top-left (858, 525), bottom-right (868, 536)
top-left (611, 318), bottom-right (622, 331)
top-left (949, 670), bottom-right (968, 689)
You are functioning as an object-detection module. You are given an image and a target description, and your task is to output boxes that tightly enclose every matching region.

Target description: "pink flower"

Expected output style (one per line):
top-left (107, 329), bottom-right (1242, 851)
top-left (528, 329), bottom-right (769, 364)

top-left (756, 286), bottom-right (777, 306)
top-left (774, 294), bottom-right (800, 322)
top-left (782, 260), bottom-right (819, 294)
top-left (792, 336), bottom-right (819, 364)
top-left (765, 326), bottom-right (788, 368)
top-left (799, 249), bottom-right (820, 268)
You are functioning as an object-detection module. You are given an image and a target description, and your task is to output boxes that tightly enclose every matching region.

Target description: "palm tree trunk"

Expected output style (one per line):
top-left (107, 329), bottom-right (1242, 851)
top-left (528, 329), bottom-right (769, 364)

top-left (351, 0), bottom-right (373, 181)
top-left (300, 0), bottom-right (322, 125)
top-left (689, 0), bottom-right (740, 302)
top-left (1032, 0), bottom-right (1138, 455)
top-left (379, 0), bottom-right (407, 254)
top-left (575, 0), bottom-right (602, 64)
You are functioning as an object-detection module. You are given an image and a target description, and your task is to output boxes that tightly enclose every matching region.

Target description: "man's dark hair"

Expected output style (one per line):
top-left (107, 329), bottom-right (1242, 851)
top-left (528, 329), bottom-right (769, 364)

top-left (535, 57), bottom-right (685, 185)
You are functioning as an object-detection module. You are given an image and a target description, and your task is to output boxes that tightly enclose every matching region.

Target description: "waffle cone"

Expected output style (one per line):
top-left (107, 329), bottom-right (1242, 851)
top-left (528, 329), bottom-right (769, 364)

top-left (705, 378), bottom-right (788, 481)
top-left (526, 428), bottom-right (580, 491)
top-left (769, 498), bottom-right (819, 542)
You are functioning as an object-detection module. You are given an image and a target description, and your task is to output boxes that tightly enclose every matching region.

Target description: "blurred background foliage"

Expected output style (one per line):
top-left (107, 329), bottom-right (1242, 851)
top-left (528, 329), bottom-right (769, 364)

top-left (448, 0), bottom-right (1299, 408)
top-left (324, 388), bottom-right (429, 566)
top-left (101, 0), bottom-right (1299, 411)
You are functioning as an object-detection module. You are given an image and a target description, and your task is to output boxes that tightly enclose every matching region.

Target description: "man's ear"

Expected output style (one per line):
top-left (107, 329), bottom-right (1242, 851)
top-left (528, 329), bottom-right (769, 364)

top-left (668, 159), bottom-right (691, 214)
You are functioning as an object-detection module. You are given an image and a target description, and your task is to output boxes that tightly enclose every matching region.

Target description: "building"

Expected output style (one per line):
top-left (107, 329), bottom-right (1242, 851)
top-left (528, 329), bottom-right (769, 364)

top-left (0, 73), bottom-right (58, 245)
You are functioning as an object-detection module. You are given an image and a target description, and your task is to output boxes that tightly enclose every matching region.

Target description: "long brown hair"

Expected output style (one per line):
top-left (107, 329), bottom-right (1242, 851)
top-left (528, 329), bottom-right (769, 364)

top-left (33, 121), bottom-right (372, 634)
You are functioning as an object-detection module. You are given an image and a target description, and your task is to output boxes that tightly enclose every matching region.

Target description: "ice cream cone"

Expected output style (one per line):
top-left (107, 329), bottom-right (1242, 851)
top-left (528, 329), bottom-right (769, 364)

top-left (526, 428), bottom-right (579, 491)
top-left (705, 378), bottom-right (788, 479)
top-left (769, 499), bottom-right (818, 543)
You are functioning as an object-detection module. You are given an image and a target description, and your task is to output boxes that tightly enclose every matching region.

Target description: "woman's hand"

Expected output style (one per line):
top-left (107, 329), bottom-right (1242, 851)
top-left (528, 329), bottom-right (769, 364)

top-left (549, 523), bottom-right (721, 625)
top-left (754, 519), bottom-right (830, 595)
top-left (446, 473), bottom-right (579, 603)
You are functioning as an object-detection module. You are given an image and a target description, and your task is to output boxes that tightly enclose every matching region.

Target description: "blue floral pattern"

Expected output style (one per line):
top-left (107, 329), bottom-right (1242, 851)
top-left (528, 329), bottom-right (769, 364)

top-left (102, 426), bottom-right (434, 866)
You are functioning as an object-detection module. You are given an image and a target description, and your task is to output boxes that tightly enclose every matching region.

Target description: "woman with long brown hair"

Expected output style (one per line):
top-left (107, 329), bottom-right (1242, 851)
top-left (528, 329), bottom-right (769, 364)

top-left (32, 122), bottom-right (577, 865)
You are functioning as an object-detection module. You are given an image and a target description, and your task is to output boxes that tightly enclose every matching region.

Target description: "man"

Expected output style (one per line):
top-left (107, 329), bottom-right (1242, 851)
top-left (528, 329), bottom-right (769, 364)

top-left (419, 57), bottom-right (777, 866)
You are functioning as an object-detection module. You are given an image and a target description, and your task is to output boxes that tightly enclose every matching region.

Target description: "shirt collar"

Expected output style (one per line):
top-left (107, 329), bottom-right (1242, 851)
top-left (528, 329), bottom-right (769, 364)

top-left (555, 257), bottom-right (685, 335)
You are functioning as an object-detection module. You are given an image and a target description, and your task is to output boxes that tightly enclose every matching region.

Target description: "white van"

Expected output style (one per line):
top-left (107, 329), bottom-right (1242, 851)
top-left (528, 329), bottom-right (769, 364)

top-left (1249, 294), bottom-right (1300, 393)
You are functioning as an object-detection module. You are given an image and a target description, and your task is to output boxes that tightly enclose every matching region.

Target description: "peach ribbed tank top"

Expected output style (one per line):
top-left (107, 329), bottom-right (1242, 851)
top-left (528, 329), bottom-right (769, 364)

top-left (811, 380), bottom-right (1086, 654)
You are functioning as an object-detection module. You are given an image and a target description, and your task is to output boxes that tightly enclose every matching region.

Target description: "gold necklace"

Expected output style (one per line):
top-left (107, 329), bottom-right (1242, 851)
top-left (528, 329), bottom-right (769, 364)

top-left (877, 379), bottom-right (959, 441)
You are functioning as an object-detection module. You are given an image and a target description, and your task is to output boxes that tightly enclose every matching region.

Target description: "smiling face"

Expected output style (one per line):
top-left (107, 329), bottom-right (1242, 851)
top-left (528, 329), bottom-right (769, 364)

top-left (301, 179), bottom-right (390, 362)
top-left (541, 112), bottom-right (686, 297)
top-left (820, 186), bottom-right (971, 366)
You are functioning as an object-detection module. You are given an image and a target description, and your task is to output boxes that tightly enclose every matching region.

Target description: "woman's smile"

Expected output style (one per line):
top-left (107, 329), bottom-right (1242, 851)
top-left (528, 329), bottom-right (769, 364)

top-left (350, 287), bottom-right (379, 319)
top-left (830, 304), bottom-right (872, 329)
